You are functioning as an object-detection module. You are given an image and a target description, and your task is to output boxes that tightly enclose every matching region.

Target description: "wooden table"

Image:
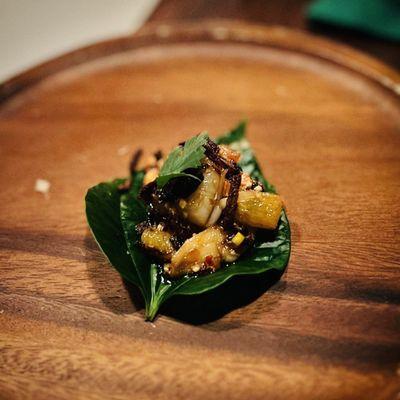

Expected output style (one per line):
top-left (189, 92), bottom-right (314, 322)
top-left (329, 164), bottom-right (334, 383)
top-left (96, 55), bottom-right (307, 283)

top-left (0, 18), bottom-right (399, 400)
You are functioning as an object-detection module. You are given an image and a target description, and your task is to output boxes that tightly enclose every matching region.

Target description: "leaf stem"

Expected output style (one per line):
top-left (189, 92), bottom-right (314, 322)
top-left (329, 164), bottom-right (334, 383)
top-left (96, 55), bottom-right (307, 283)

top-left (145, 297), bottom-right (160, 321)
top-left (145, 279), bottom-right (173, 321)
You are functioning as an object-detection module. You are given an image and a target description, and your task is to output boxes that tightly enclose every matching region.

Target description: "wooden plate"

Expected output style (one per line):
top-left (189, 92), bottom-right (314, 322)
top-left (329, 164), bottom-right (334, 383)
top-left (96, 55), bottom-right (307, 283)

top-left (1, 21), bottom-right (399, 400)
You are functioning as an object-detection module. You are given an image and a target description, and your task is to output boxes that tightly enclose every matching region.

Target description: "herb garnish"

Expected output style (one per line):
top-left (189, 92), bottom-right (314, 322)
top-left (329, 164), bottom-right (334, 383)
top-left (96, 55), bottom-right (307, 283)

top-left (156, 132), bottom-right (208, 188)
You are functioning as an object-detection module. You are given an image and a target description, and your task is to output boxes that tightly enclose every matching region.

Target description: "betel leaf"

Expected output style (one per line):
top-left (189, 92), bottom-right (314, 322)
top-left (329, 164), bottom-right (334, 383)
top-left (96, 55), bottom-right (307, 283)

top-left (216, 120), bottom-right (246, 145)
top-left (85, 121), bottom-right (290, 321)
top-left (120, 181), bottom-right (191, 320)
top-left (85, 179), bottom-right (140, 286)
top-left (118, 121), bottom-right (291, 320)
top-left (156, 132), bottom-right (208, 188)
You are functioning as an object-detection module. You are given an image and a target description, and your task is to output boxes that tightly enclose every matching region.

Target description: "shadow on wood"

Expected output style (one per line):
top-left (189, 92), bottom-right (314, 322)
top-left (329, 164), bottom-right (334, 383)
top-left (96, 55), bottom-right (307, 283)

top-left (161, 269), bottom-right (285, 327)
top-left (84, 232), bottom-right (145, 315)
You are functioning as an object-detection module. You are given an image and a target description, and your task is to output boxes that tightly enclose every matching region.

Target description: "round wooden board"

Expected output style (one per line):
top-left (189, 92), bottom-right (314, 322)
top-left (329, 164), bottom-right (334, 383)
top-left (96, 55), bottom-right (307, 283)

top-left (1, 21), bottom-right (399, 400)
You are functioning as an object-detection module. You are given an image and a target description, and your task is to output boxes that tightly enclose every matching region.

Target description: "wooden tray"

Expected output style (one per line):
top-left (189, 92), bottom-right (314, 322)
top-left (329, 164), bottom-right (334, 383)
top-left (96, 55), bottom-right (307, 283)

top-left (1, 21), bottom-right (399, 400)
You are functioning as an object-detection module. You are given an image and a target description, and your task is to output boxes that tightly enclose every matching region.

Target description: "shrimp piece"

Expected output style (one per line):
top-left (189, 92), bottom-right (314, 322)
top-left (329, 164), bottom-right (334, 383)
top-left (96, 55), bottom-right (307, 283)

top-left (165, 226), bottom-right (240, 277)
top-left (179, 167), bottom-right (222, 227)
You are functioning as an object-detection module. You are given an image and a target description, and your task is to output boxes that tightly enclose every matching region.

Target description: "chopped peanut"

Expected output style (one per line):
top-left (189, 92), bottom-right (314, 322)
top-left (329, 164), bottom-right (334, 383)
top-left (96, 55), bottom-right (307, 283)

top-left (219, 145), bottom-right (241, 163)
top-left (143, 167), bottom-right (159, 185)
top-left (240, 172), bottom-right (253, 190)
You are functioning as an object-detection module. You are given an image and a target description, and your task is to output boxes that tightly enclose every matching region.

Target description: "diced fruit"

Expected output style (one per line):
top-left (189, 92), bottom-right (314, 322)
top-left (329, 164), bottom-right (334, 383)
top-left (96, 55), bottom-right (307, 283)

top-left (141, 228), bottom-right (174, 260)
top-left (231, 232), bottom-right (245, 246)
top-left (236, 191), bottom-right (283, 229)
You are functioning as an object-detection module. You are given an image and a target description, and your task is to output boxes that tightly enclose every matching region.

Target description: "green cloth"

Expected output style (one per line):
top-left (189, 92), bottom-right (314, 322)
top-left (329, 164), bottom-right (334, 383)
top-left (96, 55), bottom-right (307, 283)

top-left (307, 0), bottom-right (400, 42)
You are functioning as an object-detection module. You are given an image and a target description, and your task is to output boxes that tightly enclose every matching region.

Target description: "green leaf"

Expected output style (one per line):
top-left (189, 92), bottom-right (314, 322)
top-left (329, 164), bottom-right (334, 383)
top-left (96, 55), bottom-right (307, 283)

top-left (119, 173), bottom-right (192, 319)
top-left (85, 179), bottom-right (140, 286)
top-left (171, 212), bottom-right (290, 295)
top-left (156, 132), bottom-right (208, 188)
top-left (156, 172), bottom-right (201, 188)
top-left (118, 121), bottom-right (291, 320)
top-left (216, 120), bottom-right (275, 193)
top-left (119, 173), bottom-right (155, 309)
top-left (171, 122), bottom-right (290, 295)
top-left (215, 119), bottom-right (247, 145)
top-left (86, 121), bottom-right (291, 321)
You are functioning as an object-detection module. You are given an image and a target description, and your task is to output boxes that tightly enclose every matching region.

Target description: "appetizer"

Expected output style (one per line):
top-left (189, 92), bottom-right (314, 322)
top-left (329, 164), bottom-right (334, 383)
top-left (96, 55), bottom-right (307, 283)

top-left (137, 134), bottom-right (282, 278)
top-left (86, 122), bottom-right (290, 320)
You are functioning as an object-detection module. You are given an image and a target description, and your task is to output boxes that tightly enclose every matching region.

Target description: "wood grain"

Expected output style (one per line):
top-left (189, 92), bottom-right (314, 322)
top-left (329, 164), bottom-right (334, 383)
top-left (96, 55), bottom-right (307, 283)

top-left (0, 22), bottom-right (399, 400)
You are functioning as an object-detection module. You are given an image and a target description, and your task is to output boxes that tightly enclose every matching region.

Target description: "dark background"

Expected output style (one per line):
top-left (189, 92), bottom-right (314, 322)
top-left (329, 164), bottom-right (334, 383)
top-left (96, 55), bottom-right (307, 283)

top-left (148, 0), bottom-right (400, 69)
